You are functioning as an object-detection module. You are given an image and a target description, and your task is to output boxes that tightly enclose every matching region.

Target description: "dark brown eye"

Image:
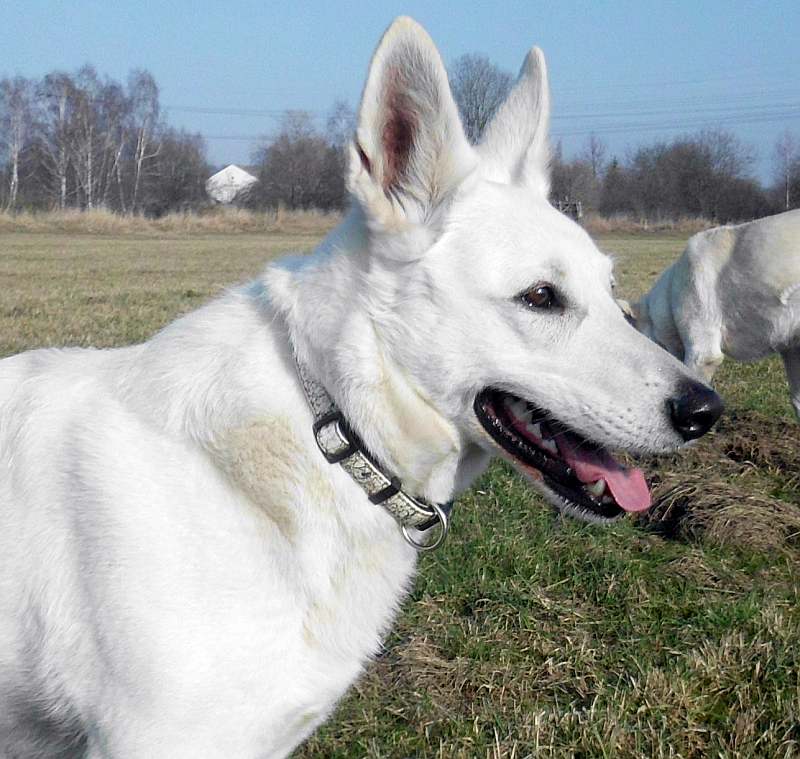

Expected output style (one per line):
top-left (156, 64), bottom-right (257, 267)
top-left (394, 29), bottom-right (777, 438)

top-left (521, 284), bottom-right (558, 310)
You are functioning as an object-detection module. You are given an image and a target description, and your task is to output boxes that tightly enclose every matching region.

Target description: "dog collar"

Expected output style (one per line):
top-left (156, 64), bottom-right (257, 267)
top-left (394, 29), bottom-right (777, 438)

top-left (293, 355), bottom-right (452, 551)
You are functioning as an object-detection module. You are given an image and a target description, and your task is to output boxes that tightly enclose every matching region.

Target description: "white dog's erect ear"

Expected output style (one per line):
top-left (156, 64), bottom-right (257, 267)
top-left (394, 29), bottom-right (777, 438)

top-left (478, 47), bottom-right (550, 196)
top-left (348, 17), bottom-right (475, 229)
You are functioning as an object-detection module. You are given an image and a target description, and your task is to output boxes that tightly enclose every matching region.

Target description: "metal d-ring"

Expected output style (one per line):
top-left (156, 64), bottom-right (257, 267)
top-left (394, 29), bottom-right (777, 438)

top-left (401, 501), bottom-right (450, 552)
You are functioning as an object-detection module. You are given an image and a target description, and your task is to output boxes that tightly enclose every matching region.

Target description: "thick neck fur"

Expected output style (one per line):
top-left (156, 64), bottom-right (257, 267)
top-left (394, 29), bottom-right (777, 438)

top-left (265, 206), bottom-right (474, 505)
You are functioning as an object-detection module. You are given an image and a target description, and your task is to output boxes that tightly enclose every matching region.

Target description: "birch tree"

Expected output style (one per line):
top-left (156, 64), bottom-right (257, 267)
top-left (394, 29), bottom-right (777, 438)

top-left (68, 66), bottom-right (102, 209)
top-left (128, 70), bottom-right (161, 214)
top-left (0, 77), bottom-right (35, 210)
top-left (38, 72), bottom-right (74, 209)
top-left (773, 130), bottom-right (798, 210)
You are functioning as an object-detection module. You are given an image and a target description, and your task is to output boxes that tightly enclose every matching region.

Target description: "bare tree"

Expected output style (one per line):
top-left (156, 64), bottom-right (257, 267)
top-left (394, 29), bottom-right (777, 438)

top-left (96, 81), bottom-right (130, 209)
top-left (322, 100), bottom-right (354, 208)
top-left (68, 66), bottom-right (103, 209)
top-left (0, 77), bottom-right (35, 210)
top-left (253, 111), bottom-right (332, 209)
top-left (38, 72), bottom-right (74, 209)
top-left (128, 70), bottom-right (161, 214)
top-left (619, 129), bottom-right (767, 222)
top-left (449, 54), bottom-right (512, 143)
top-left (581, 134), bottom-right (607, 180)
top-left (773, 130), bottom-right (798, 210)
top-left (146, 128), bottom-right (208, 215)
top-left (699, 128), bottom-right (754, 179)
top-left (326, 100), bottom-right (355, 149)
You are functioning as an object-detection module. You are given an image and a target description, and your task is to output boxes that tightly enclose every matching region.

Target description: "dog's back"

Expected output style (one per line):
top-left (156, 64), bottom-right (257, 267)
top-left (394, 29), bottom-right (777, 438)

top-left (729, 209), bottom-right (800, 303)
top-left (691, 210), bottom-right (800, 355)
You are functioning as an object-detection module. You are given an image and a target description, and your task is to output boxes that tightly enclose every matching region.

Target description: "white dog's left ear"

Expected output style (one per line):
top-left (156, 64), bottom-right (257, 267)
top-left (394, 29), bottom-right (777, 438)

top-left (348, 17), bottom-right (476, 230)
top-left (478, 47), bottom-right (550, 196)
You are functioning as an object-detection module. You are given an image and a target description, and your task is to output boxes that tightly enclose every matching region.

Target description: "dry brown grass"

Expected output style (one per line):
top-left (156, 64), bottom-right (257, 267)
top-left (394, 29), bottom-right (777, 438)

top-left (645, 474), bottom-right (800, 555)
top-left (0, 206), bottom-right (341, 236)
top-left (583, 213), bottom-right (714, 236)
top-left (640, 409), bottom-right (800, 555)
top-left (0, 207), bottom-right (716, 239)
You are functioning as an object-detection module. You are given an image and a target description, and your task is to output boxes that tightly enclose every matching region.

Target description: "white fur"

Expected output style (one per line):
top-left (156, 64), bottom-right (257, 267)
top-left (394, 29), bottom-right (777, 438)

top-left (0, 17), bottom-right (701, 757)
top-left (635, 209), bottom-right (800, 415)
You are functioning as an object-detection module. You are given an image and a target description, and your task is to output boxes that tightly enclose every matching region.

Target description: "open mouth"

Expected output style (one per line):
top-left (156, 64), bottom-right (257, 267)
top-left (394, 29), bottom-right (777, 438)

top-left (474, 389), bottom-right (651, 523)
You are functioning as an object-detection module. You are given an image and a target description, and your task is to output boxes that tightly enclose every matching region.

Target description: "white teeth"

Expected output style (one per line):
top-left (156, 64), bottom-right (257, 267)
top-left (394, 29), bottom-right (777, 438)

top-left (540, 438), bottom-right (558, 455)
top-left (601, 494), bottom-right (615, 504)
top-left (526, 422), bottom-right (542, 439)
top-left (587, 479), bottom-right (606, 498)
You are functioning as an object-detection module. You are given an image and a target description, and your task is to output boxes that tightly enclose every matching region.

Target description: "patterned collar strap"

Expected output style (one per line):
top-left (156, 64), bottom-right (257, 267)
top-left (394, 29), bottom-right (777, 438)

top-left (293, 355), bottom-right (453, 552)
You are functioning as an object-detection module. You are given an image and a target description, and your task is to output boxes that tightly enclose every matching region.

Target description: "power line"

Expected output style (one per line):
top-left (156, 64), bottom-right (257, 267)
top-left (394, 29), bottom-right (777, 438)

top-left (552, 67), bottom-right (800, 95)
top-left (552, 107), bottom-right (800, 138)
top-left (555, 88), bottom-right (800, 115)
top-left (193, 104), bottom-right (800, 143)
top-left (166, 105), bottom-right (327, 118)
top-left (554, 101), bottom-right (799, 122)
top-left (168, 89), bottom-right (798, 121)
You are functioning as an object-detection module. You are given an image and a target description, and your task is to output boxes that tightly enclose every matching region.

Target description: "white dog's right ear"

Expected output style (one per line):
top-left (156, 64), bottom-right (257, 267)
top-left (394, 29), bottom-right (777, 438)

top-left (348, 17), bottom-right (476, 230)
top-left (478, 48), bottom-right (550, 196)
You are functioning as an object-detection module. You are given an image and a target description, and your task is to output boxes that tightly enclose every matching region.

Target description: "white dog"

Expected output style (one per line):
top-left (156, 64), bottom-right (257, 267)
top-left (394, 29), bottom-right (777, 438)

top-left (634, 210), bottom-right (800, 415)
top-left (0, 17), bottom-right (722, 758)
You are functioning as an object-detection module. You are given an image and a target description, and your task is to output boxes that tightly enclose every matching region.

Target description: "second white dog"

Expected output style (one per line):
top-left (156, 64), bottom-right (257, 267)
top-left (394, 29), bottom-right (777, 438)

top-left (634, 209), bottom-right (800, 415)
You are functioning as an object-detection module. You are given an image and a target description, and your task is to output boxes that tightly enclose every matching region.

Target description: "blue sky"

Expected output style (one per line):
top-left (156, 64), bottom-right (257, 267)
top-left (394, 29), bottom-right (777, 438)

top-left (5, 0), bottom-right (800, 182)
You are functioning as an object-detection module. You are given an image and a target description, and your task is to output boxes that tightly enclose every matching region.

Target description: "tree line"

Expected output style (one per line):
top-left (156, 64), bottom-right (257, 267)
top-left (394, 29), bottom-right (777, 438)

top-left (0, 67), bottom-right (209, 215)
top-left (244, 102), bottom-right (354, 212)
top-left (449, 54), bottom-right (800, 223)
top-left (2, 59), bottom-right (799, 221)
top-left (550, 129), bottom-right (799, 223)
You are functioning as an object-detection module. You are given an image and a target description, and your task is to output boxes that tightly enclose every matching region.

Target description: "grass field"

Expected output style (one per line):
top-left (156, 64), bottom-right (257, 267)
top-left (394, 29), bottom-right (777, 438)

top-left (2, 226), bottom-right (798, 758)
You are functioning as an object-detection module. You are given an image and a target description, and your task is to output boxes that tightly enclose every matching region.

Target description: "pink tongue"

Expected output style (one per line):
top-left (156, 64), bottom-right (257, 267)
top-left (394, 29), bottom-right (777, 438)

top-left (553, 432), bottom-right (651, 513)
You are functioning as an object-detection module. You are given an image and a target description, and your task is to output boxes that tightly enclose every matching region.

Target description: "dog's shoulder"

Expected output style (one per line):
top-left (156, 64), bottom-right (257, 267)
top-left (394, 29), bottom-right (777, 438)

top-left (684, 226), bottom-right (737, 271)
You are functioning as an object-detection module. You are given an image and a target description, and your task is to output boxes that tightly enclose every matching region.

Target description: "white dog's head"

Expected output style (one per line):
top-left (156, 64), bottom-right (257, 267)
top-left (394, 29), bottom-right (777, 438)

top-left (271, 18), bottom-right (722, 524)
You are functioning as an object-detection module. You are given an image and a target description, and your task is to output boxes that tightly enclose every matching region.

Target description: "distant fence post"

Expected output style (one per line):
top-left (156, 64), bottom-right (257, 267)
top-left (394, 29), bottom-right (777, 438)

top-left (554, 198), bottom-right (583, 221)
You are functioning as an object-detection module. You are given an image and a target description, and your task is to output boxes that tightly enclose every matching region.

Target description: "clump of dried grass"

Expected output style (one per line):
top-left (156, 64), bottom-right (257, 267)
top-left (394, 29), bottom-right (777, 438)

top-left (0, 206), bottom-right (341, 236)
top-left (631, 407), bottom-right (800, 555)
top-left (719, 412), bottom-right (800, 475)
top-left (641, 471), bottom-right (800, 555)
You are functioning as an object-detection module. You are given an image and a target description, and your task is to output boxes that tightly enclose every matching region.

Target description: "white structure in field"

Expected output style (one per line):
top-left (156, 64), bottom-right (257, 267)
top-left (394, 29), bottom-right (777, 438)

top-left (205, 164), bottom-right (258, 204)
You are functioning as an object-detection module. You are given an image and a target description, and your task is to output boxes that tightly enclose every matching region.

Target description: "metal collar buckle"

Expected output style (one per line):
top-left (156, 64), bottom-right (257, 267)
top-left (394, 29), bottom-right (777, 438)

top-left (401, 500), bottom-right (450, 552)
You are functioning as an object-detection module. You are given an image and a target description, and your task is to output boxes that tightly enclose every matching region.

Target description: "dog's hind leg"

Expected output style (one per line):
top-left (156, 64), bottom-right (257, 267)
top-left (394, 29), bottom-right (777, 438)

top-left (781, 346), bottom-right (800, 420)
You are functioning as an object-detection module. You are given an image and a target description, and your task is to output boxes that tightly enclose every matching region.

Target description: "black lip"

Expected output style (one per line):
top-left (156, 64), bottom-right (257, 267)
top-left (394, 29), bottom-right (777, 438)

top-left (474, 388), bottom-right (624, 521)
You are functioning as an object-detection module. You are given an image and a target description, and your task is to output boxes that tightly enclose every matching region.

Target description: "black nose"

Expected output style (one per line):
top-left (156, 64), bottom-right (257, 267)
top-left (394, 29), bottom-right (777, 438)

top-left (667, 380), bottom-right (724, 441)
